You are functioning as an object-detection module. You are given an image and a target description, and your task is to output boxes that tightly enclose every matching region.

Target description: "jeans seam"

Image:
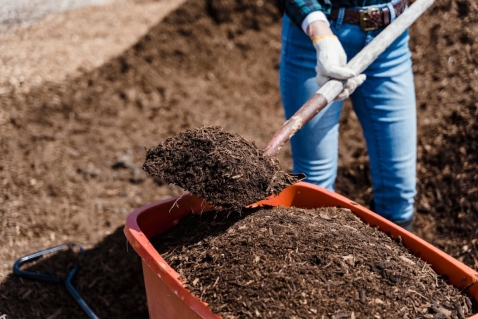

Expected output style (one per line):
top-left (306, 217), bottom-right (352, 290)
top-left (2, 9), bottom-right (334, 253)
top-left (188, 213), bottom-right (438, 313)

top-left (280, 17), bottom-right (292, 92)
top-left (281, 18), bottom-right (290, 58)
top-left (335, 8), bottom-right (345, 30)
top-left (386, 2), bottom-right (397, 21)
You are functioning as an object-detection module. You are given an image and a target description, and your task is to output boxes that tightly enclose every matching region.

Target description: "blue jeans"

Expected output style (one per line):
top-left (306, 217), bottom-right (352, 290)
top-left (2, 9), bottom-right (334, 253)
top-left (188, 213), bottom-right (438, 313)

top-left (279, 5), bottom-right (416, 223)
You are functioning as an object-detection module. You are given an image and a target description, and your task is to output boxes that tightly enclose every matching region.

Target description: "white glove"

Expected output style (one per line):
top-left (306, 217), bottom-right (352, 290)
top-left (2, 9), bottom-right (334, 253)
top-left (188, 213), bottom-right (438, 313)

top-left (313, 35), bottom-right (366, 100)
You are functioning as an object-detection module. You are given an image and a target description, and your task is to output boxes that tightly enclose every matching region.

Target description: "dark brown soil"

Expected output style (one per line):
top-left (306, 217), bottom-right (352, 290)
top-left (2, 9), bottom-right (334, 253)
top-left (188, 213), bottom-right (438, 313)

top-left (1, 0), bottom-right (477, 317)
top-left (153, 206), bottom-right (477, 318)
top-left (143, 126), bottom-right (298, 208)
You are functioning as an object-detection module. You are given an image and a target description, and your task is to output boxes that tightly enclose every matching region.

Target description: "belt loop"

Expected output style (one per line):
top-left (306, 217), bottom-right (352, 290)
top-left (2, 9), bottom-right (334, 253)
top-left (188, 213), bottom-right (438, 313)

top-left (386, 2), bottom-right (397, 22)
top-left (335, 8), bottom-right (346, 30)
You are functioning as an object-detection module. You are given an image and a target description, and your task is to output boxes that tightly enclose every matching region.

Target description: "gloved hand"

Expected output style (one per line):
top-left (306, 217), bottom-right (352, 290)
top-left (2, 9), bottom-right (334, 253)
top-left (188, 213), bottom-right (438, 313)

top-left (313, 35), bottom-right (366, 100)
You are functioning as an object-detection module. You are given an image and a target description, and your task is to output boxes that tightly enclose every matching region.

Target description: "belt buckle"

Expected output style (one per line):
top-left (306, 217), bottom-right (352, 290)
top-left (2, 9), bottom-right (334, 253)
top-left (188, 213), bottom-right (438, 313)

top-left (360, 8), bottom-right (380, 32)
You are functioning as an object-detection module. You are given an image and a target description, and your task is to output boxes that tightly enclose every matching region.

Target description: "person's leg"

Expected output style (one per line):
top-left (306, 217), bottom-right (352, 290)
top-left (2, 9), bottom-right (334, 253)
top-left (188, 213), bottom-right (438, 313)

top-left (279, 15), bottom-right (343, 190)
top-left (349, 29), bottom-right (417, 225)
top-left (280, 0), bottom-right (416, 227)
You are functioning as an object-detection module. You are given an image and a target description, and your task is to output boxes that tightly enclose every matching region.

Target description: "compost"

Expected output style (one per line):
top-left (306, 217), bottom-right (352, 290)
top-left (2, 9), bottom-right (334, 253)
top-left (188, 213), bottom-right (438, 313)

top-left (143, 126), bottom-right (299, 208)
top-left (153, 206), bottom-right (477, 318)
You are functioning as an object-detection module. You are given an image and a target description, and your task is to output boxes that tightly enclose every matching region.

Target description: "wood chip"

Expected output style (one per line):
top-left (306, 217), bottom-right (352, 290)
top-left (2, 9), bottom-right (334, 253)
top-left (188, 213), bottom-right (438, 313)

top-left (342, 254), bottom-right (355, 266)
top-left (399, 255), bottom-right (416, 265)
top-left (192, 278), bottom-right (199, 286)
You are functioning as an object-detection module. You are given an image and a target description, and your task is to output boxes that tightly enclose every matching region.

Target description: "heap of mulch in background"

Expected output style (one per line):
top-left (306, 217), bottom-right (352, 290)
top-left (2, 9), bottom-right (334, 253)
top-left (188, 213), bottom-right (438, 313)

top-left (404, 0), bottom-right (478, 268)
top-left (143, 126), bottom-right (298, 208)
top-left (415, 103), bottom-right (478, 266)
top-left (153, 206), bottom-right (477, 318)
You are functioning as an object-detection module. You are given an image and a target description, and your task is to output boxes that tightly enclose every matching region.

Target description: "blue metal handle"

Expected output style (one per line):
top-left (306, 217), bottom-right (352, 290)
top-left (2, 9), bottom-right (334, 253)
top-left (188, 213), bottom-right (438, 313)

top-left (13, 243), bottom-right (99, 319)
top-left (13, 243), bottom-right (81, 282)
top-left (65, 266), bottom-right (99, 319)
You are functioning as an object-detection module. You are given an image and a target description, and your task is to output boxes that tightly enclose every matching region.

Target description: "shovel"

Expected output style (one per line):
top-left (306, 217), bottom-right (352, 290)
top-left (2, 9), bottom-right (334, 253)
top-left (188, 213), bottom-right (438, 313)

top-left (263, 0), bottom-right (436, 157)
top-left (143, 0), bottom-right (435, 209)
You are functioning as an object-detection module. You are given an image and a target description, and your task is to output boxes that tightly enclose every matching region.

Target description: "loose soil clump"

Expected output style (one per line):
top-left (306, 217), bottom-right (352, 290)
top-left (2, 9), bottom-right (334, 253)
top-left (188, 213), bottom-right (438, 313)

top-left (143, 126), bottom-right (299, 208)
top-left (153, 206), bottom-right (477, 318)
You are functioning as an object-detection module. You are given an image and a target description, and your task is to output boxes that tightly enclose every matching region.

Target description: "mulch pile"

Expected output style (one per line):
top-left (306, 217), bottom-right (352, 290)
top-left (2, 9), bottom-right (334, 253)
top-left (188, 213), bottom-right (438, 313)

top-left (143, 126), bottom-right (299, 208)
top-left (154, 206), bottom-right (477, 318)
top-left (406, 0), bottom-right (478, 268)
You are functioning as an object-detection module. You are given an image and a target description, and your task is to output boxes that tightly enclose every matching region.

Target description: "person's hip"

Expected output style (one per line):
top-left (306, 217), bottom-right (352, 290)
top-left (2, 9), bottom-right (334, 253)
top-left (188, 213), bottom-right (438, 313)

top-left (327, 0), bottom-right (408, 32)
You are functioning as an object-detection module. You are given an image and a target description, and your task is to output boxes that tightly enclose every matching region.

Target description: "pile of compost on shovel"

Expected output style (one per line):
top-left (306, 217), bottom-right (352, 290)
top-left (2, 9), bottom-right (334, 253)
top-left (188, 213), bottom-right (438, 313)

top-left (143, 126), bottom-right (299, 208)
top-left (153, 206), bottom-right (477, 318)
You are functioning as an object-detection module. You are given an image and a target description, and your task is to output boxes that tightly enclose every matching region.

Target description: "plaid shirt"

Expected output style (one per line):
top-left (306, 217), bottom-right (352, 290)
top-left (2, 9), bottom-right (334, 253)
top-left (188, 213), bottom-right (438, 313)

top-left (284, 0), bottom-right (392, 28)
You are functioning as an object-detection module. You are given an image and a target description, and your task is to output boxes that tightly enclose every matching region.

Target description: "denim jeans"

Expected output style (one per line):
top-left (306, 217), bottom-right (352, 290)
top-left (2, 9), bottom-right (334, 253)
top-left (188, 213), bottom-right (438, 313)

top-left (279, 3), bottom-right (416, 223)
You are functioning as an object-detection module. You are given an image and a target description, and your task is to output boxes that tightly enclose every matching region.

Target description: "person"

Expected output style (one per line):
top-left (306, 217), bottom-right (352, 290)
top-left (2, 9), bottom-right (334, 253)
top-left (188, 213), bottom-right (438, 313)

top-left (280, 0), bottom-right (416, 230)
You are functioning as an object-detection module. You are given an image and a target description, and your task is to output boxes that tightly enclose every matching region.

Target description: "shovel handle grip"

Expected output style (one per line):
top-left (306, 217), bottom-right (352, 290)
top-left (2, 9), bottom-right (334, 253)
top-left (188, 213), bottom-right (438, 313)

top-left (263, 0), bottom-right (436, 158)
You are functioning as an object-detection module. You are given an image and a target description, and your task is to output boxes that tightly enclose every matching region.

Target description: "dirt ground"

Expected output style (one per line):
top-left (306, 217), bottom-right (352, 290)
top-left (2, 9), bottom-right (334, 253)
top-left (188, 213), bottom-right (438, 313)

top-left (0, 0), bottom-right (477, 318)
top-left (0, 0), bottom-right (115, 32)
top-left (0, 0), bottom-right (185, 94)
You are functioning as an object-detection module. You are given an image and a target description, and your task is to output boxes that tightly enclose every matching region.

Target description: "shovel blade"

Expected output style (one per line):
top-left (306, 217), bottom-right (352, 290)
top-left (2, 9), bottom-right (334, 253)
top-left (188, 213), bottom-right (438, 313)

top-left (289, 173), bottom-right (306, 182)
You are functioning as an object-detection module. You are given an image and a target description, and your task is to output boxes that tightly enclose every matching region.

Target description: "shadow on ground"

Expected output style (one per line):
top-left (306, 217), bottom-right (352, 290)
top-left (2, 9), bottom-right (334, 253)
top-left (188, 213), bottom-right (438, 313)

top-left (0, 226), bottom-right (148, 319)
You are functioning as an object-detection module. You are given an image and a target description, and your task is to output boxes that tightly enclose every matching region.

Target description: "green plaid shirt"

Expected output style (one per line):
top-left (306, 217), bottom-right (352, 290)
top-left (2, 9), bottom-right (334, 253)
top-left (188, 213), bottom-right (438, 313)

top-left (284, 0), bottom-right (393, 28)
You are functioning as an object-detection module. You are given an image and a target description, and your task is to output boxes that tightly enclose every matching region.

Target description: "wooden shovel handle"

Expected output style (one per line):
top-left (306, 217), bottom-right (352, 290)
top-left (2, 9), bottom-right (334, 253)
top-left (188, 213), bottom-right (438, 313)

top-left (263, 0), bottom-right (436, 157)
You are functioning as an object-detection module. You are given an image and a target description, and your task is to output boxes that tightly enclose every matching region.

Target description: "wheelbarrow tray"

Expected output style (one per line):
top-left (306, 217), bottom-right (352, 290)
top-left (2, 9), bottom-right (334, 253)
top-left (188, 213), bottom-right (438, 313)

top-left (124, 182), bottom-right (478, 319)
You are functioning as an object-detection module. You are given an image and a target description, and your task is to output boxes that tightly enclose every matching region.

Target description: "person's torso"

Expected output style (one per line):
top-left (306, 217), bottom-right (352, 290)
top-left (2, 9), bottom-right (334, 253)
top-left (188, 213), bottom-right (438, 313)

top-left (329, 0), bottom-right (394, 8)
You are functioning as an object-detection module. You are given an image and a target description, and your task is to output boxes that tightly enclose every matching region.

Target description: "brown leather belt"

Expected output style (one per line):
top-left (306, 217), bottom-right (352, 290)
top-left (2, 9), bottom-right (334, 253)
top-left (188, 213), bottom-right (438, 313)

top-left (328, 0), bottom-right (408, 31)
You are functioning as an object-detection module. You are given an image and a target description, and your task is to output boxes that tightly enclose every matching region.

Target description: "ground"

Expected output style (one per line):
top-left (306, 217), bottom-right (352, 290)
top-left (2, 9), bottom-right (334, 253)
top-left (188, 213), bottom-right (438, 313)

top-left (0, 0), bottom-right (477, 318)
